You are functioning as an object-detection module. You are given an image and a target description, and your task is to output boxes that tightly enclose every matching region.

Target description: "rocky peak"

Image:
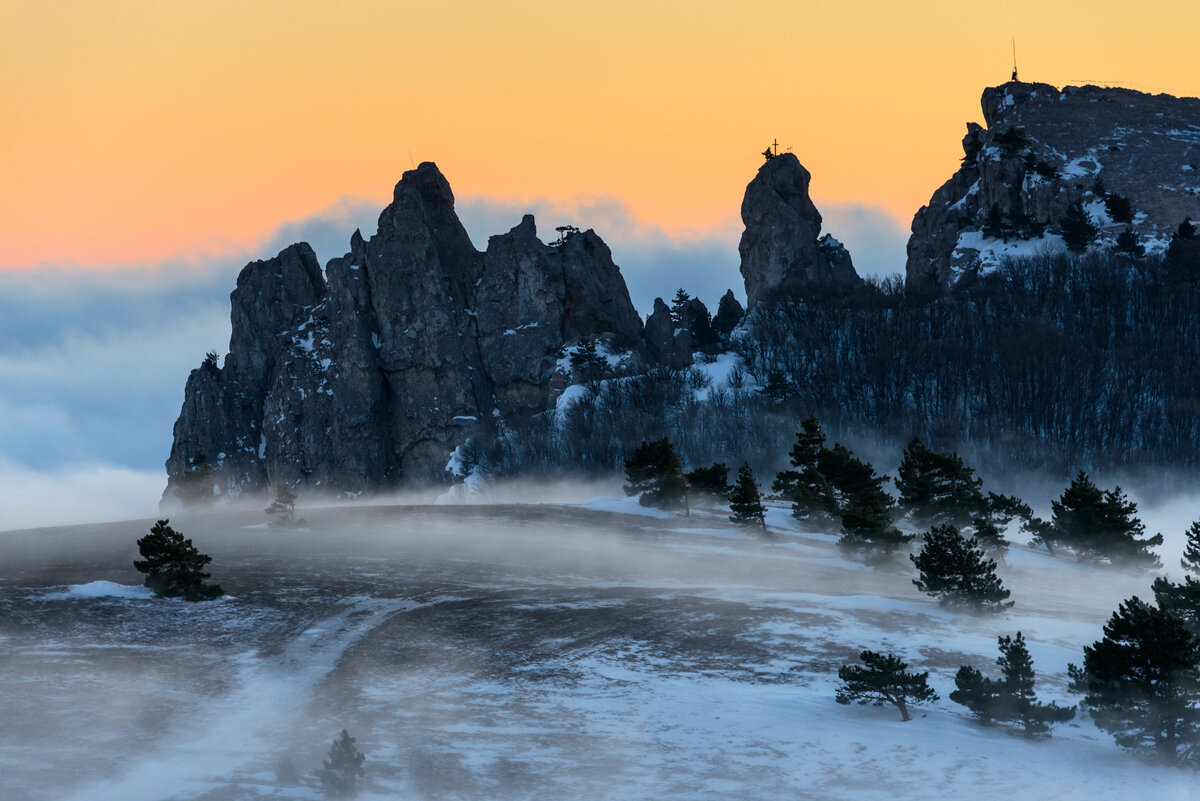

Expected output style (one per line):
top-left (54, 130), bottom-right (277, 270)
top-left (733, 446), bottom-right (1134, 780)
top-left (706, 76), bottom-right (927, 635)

top-left (166, 162), bottom-right (647, 500)
top-left (738, 153), bottom-right (862, 308)
top-left (908, 81), bottom-right (1200, 288)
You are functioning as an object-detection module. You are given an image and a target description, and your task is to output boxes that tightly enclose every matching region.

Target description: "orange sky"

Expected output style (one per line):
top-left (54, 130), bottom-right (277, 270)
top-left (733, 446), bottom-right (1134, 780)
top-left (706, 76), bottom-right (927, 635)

top-left (5, 0), bottom-right (1200, 269)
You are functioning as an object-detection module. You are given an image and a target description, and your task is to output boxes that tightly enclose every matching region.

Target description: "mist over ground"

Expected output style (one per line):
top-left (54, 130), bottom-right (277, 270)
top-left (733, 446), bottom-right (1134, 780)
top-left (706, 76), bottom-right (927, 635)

top-left (2, 496), bottom-right (1197, 800)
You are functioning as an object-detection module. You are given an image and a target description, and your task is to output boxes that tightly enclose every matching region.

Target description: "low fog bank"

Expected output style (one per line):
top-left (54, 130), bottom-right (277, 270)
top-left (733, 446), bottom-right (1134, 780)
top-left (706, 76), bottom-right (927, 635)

top-left (0, 459), bottom-right (165, 533)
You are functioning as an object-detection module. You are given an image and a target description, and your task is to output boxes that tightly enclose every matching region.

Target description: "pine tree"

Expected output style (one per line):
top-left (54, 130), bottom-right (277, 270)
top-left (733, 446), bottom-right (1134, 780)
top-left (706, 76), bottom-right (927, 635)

top-left (1115, 227), bottom-right (1145, 257)
top-left (982, 203), bottom-right (1009, 241)
top-left (265, 485), bottom-right (297, 525)
top-left (835, 650), bottom-right (938, 722)
top-left (758, 369), bottom-right (792, 402)
top-left (133, 520), bottom-right (224, 601)
top-left (951, 632), bottom-right (1073, 737)
top-left (669, 288), bottom-right (691, 324)
top-left (911, 524), bottom-right (1012, 611)
top-left (1069, 597), bottom-right (1200, 765)
top-left (624, 438), bottom-right (689, 513)
top-left (1048, 472), bottom-right (1162, 567)
top-left (728, 462), bottom-right (767, 531)
top-left (1182, 520), bottom-right (1200, 574)
top-left (316, 729), bottom-right (365, 798)
top-left (772, 417), bottom-right (838, 527)
top-left (686, 463), bottom-right (731, 504)
top-left (895, 437), bottom-right (986, 528)
top-left (824, 445), bottom-right (911, 560)
top-left (1152, 576), bottom-right (1200, 637)
top-left (1060, 201), bottom-right (1097, 253)
top-left (970, 515), bottom-right (1008, 553)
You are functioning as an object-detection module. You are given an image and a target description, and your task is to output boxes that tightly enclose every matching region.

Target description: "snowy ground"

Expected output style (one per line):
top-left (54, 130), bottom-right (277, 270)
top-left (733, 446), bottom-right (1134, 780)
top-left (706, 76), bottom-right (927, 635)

top-left (0, 500), bottom-right (1195, 800)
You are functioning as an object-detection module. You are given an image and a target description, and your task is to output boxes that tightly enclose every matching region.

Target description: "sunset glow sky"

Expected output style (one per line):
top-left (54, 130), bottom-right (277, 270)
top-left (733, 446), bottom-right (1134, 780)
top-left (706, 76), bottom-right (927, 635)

top-left (6, 0), bottom-right (1200, 270)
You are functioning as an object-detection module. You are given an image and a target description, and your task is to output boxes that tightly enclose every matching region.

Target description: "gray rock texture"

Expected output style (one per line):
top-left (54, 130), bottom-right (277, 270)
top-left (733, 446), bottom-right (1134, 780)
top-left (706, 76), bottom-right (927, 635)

top-left (738, 153), bottom-right (863, 307)
top-left (908, 81), bottom-right (1200, 288)
top-left (166, 163), bottom-right (643, 499)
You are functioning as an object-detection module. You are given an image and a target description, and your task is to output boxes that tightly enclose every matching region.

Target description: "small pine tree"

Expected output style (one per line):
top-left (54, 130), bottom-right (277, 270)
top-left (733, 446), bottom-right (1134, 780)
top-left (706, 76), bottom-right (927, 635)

top-left (952, 633), bottom-right (1073, 737)
top-left (1104, 192), bottom-right (1134, 224)
top-left (265, 485), bottom-right (298, 525)
top-left (316, 729), bottom-right (365, 798)
top-left (686, 463), bottom-right (731, 504)
top-left (1182, 520), bottom-right (1200, 574)
top-left (895, 437), bottom-right (986, 529)
top-left (1069, 597), bottom-right (1200, 765)
top-left (835, 650), bottom-right (939, 722)
top-left (772, 417), bottom-right (838, 527)
top-left (823, 445), bottom-right (912, 560)
top-left (758, 369), bottom-right (792, 402)
top-left (729, 463), bottom-right (767, 531)
top-left (669, 288), bottom-right (691, 324)
top-left (1114, 227), bottom-right (1145, 257)
top-left (133, 520), bottom-right (224, 601)
top-left (982, 203), bottom-right (1009, 242)
top-left (1048, 472), bottom-right (1162, 568)
top-left (911, 524), bottom-right (1012, 611)
top-left (1060, 201), bottom-right (1097, 253)
top-left (624, 438), bottom-right (689, 513)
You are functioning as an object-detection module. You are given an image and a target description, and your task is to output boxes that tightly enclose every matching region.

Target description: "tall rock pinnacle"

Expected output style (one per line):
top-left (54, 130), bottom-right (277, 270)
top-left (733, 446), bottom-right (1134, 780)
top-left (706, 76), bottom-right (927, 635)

top-left (738, 153), bottom-right (862, 308)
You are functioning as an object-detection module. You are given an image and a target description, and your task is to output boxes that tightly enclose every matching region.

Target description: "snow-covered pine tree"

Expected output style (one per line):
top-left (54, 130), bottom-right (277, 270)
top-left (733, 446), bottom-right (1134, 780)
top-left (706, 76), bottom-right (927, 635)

top-left (728, 462), bottom-right (767, 531)
top-left (835, 650), bottom-right (938, 722)
top-left (910, 524), bottom-right (1012, 611)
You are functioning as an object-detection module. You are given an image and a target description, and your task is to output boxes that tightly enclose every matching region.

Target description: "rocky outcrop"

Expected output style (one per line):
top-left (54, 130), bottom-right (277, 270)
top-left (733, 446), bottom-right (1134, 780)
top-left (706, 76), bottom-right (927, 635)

top-left (738, 153), bottom-right (863, 307)
top-left (712, 290), bottom-right (745, 335)
top-left (166, 163), bottom-right (643, 498)
top-left (908, 81), bottom-right (1200, 288)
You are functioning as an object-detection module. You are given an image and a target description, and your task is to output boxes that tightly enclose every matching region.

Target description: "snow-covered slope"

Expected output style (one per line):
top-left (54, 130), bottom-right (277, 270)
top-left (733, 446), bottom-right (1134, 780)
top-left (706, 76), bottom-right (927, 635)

top-left (0, 501), bottom-right (1193, 800)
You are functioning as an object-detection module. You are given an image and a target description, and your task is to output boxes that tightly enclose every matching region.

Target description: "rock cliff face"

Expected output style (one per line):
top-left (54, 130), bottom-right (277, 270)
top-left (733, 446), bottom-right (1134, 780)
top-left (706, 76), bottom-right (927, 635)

top-left (908, 81), bottom-right (1200, 288)
top-left (738, 153), bottom-right (862, 307)
top-left (166, 163), bottom-right (643, 497)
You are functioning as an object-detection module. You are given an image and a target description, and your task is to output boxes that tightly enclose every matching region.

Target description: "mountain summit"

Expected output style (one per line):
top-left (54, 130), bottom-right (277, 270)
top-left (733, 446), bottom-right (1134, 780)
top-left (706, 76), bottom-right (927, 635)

top-left (166, 162), bottom-right (644, 497)
top-left (908, 81), bottom-right (1200, 287)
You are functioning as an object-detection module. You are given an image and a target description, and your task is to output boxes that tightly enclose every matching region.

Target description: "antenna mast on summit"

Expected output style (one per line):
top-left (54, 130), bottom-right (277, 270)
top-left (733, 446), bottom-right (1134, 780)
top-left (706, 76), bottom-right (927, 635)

top-left (1011, 39), bottom-right (1019, 81)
